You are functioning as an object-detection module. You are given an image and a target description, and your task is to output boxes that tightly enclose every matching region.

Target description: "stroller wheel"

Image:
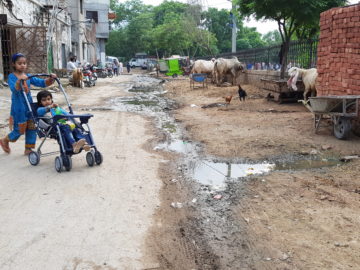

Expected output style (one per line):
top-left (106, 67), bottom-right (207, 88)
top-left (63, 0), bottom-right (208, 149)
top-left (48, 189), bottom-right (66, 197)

top-left (55, 156), bottom-right (63, 173)
top-left (62, 155), bottom-right (72, 171)
top-left (94, 151), bottom-right (103, 165)
top-left (86, 151), bottom-right (95, 167)
top-left (29, 151), bottom-right (40, 166)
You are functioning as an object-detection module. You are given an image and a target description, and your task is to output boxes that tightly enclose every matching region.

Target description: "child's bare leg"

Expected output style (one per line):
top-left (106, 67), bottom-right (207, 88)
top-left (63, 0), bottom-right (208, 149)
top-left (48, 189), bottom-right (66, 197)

top-left (24, 121), bottom-right (37, 155)
top-left (0, 136), bottom-right (11, 153)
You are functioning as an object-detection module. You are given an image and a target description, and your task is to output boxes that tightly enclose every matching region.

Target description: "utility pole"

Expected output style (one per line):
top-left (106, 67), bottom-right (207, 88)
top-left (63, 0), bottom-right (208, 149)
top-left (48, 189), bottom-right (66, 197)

top-left (229, 1), bottom-right (237, 53)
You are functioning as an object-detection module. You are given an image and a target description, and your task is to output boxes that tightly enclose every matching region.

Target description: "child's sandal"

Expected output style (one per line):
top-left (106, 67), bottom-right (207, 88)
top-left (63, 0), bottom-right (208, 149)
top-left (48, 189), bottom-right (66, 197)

top-left (24, 148), bottom-right (32, 155)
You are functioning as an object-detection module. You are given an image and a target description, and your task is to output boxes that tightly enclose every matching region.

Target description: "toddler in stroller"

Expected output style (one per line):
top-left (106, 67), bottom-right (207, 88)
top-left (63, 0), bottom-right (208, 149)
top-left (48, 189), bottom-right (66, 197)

top-left (36, 90), bottom-right (90, 154)
top-left (23, 74), bottom-right (103, 172)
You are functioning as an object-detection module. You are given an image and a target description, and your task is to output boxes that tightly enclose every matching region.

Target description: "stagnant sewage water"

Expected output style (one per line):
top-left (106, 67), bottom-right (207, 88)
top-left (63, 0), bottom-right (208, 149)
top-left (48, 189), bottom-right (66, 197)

top-left (107, 75), bottom-right (343, 189)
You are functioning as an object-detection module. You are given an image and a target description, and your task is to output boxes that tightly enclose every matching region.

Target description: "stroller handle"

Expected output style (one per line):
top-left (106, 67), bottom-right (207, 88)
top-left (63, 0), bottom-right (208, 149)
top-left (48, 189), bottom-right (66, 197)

top-left (20, 74), bottom-right (62, 87)
top-left (20, 73), bottom-right (73, 114)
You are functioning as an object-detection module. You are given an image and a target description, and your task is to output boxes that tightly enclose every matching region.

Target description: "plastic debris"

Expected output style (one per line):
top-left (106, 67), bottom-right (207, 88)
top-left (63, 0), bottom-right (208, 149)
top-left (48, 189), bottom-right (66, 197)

top-left (170, 202), bottom-right (183, 208)
top-left (213, 194), bottom-right (222, 200)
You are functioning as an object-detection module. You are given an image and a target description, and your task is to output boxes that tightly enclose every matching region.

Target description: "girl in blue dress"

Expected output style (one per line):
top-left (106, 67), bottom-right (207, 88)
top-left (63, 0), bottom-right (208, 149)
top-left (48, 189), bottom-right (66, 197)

top-left (0, 53), bottom-right (57, 155)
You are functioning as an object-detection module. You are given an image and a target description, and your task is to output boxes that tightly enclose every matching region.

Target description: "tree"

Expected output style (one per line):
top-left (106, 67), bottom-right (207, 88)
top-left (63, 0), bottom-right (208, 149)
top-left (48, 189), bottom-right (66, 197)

top-left (202, 8), bottom-right (232, 53)
top-left (235, 0), bottom-right (348, 78)
top-left (106, 29), bottom-right (128, 57)
top-left (262, 30), bottom-right (282, 46)
top-left (237, 26), bottom-right (265, 49)
top-left (126, 12), bottom-right (154, 55)
top-left (152, 1), bottom-right (188, 26)
top-left (151, 12), bottom-right (217, 57)
top-left (110, 0), bottom-right (152, 25)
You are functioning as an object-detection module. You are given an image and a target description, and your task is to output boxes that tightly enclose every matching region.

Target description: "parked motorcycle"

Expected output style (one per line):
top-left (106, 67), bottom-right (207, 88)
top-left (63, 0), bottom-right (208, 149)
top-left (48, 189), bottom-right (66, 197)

top-left (95, 68), bottom-right (108, 78)
top-left (107, 67), bottom-right (114, 78)
top-left (82, 69), bottom-right (96, 87)
top-left (89, 65), bottom-right (98, 81)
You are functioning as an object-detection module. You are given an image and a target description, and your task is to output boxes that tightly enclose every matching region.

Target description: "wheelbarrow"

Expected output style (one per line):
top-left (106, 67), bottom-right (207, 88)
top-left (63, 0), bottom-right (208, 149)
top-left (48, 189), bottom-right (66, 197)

top-left (305, 95), bottom-right (360, 139)
top-left (190, 73), bottom-right (207, 89)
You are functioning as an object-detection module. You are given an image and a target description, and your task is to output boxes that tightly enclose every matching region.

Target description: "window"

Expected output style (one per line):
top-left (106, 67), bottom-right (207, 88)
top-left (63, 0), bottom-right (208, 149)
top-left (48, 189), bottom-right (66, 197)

top-left (86, 11), bottom-right (98, 23)
top-left (83, 43), bottom-right (86, 60)
top-left (80, 0), bottom-right (83, 14)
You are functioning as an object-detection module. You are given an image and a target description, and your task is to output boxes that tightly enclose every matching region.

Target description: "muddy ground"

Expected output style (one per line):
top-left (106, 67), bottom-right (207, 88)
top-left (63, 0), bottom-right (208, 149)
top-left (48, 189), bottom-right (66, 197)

top-left (156, 76), bottom-right (360, 269)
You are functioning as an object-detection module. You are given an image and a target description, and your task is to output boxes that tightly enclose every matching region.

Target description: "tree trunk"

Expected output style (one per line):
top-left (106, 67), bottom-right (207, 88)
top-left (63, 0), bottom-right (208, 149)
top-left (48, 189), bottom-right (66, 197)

top-left (280, 39), bottom-right (290, 79)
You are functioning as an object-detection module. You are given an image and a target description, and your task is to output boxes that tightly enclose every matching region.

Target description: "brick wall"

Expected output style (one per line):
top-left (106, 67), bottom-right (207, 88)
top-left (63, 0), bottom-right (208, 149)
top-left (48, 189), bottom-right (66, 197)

top-left (316, 4), bottom-right (360, 96)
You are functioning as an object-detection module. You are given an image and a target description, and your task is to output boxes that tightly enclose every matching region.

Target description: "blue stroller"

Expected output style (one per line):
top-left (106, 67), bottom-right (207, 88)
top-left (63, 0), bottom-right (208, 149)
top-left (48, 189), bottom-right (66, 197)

top-left (21, 74), bottom-right (103, 172)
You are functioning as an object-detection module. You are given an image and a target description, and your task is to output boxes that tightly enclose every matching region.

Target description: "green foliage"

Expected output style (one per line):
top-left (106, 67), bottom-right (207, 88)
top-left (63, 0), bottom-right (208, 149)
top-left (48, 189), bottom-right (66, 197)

top-left (105, 29), bottom-right (126, 58)
top-left (235, 0), bottom-right (347, 77)
top-left (202, 8), bottom-right (232, 53)
top-left (152, 1), bottom-right (188, 26)
top-left (262, 30), bottom-right (282, 46)
top-left (110, 0), bottom-right (152, 25)
top-left (108, 0), bottom-right (300, 59)
top-left (238, 27), bottom-right (265, 49)
top-left (126, 12), bottom-right (154, 54)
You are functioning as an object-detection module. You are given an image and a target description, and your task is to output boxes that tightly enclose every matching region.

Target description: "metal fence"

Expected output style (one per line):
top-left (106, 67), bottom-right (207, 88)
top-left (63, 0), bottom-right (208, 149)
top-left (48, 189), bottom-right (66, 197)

top-left (207, 39), bottom-right (319, 71)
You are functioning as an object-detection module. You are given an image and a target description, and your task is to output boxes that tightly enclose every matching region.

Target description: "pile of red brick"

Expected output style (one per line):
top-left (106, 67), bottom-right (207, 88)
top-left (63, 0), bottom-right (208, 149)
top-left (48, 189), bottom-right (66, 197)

top-left (316, 4), bottom-right (360, 96)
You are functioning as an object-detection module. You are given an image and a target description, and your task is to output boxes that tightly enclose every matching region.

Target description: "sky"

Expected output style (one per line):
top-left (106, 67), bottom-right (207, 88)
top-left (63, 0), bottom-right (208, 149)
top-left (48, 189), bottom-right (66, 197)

top-left (117, 0), bottom-right (360, 35)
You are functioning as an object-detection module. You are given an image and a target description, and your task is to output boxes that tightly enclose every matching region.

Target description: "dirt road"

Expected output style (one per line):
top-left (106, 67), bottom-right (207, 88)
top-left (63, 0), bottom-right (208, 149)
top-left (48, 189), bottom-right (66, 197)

top-left (2, 72), bottom-right (360, 269)
top-left (0, 76), bottom-right (162, 269)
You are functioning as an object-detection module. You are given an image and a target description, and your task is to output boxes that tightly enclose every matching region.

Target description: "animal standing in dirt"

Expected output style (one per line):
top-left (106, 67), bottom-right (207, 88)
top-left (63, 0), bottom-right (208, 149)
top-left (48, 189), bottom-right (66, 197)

top-left (72, 68), bottom-right (84, 88)
top-left (287, 67), bottom-right (318, 100)
top-left (191, 59), bottom-right (216, 81)
top-left (238, 85), bottom-right (247, 101)
top-left (214, 57), bottom-right (245, 86)
top-left (223, 95), bottom-right (233, 105)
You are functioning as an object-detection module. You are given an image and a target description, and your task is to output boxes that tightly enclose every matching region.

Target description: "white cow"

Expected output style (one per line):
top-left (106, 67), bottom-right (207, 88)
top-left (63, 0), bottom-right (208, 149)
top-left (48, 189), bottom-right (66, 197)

top-left (214, 57), bottom-right (245, 86)
top-left (191, 58), bottom-right (216, 76)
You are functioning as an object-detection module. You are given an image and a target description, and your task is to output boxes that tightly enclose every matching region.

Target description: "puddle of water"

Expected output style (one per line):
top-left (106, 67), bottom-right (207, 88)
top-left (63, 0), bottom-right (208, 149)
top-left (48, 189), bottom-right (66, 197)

top-left (123, 100), bottom-right (159, 107)
top-left (156, 139), bottom-right (195, 154)
top-left (189, 158), bottom-right (343, 188)
top-left (109, 75), bottom-right (345, 191)
top-left (189, 160), bottom-right (274, 187)
top-left (128, 88), bottom-right (151, 93)
top-left (162, 122), bottom-right (176, 133)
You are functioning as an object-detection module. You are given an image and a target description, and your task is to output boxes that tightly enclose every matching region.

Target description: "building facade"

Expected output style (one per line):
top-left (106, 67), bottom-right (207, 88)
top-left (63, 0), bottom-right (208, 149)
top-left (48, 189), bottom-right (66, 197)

top-left (0, 0), bottom-right (72, 77)
top-left (0, 0), bottom-right (109, 79)
top-left (84, 0), bottom-right (110, 65)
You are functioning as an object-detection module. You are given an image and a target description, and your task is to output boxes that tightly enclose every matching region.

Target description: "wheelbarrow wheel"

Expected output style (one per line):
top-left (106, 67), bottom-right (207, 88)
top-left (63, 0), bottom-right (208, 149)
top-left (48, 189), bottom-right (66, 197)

top-left (334, 117), bottom-right (351, 140)
top-left (346, 102), bottom-right (360, 137)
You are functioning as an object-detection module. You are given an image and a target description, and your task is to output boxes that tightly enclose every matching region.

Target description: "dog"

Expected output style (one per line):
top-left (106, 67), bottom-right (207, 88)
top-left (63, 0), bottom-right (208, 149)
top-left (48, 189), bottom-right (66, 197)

top-left (238, 85), bottom-right (247, 101)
